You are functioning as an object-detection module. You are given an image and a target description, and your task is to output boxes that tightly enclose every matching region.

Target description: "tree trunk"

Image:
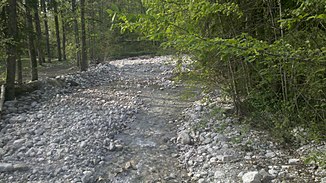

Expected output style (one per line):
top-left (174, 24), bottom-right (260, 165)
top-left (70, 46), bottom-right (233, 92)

top-left (80, 0), bottom-right (88, 71)
top-left (72, 0), bottom-right (81, 67)
top-left (53, 0), bottom-right (62, 61)
top-left (16, 55), bottom-right (22, 85)
top-left (61, 11), bottom-right (67, 61)
top-left (89, 1), bottom-right (94, 62)
top-left (0, 85), bottom-right (5, 113)
top-left (33, 0), bottom-right (45, 65)
top-left (5, 0), bottom-right (18, 100)
top-left (41, 0), bottom-right (51, 63)
top-left (26, 2), bottom-right (38, 81)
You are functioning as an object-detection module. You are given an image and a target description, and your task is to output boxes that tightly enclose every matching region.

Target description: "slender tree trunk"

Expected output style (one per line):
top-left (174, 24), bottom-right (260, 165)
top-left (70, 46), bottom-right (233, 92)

top-left (16, 55), bottom-right (22, 85)
top-left (90, 1), bottom-right (95, 61)
top-left (80, 0), bottom-right (88, 71)
top-left (72, 0), bottom-right (81, 67)
top-left (33, 1), bottom-right (45, 65)
top-left (26, 2), bottom-right (38, 81)
top-left (61, 11), bottom-right (67, 61)
top-left (41, 0), bottom-right (51, 62)
top-left (5, 0), bottom-right (18, 100)
top-left (98, 2), bottom-right (104, 60)
top-left (53, 0), bottom-right (62, 61)
top-left (88, 21), bottom-right (92, 61)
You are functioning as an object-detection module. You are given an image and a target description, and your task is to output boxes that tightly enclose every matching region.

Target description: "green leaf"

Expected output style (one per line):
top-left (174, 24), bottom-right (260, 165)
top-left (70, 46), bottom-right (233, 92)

top-left (316, 14), bottom-right (326, 19)
top-left (111, 13), bottom-right (117, 23)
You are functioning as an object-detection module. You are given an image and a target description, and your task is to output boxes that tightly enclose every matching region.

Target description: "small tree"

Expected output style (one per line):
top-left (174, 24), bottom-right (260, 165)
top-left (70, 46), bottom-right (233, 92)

top-left (26, 0), bottom-right (38, 81)
top-left (80, 0), bottom-right (88, 71)
top-left (5, 0), bottom-right (18, 100)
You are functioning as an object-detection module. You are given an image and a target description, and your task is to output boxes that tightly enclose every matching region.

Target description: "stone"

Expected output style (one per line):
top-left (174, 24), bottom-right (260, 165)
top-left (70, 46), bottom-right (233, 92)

top-left (238, 171), bottom-right (244, 178)
top-left (258, 169), bottom-right (273, 183)
top-left (242, 171), bottom-right (262, 183)
top-left (13, 164), bottom-right (29, 171)
top-left (214, 171), bottom-right (225, 179)
top-left (81, 171), bottom-right (93, 183)
top-left (0, 148), bottom-right (6, 156)
top-left (115, 144), bottom-right (123, 151)
top-left (221, 155), bottom-right (235, 162)
top-left (321, 177), bottom-right (326, 183)
top-left (31, 102), bottom-right (38, 108)
top-left (80, 141), bottom-right (87, 148)
top-left (202, 138), bottom-right (211, 144)
top-left (195, 105), bottom-right (203, 112)
top-left (0, 163), bottom-right (14, 172)
top-left (12, 139), bottom-right (25, 148)
top-left (288, 158), bottom-right (300, 165)
top-left (177, 131), bottom-right (192, 145)
top-left (125, 161), bottom-right (136, 170)
top-left (265, 151), bottom-right (276, 158)
top-left (198, 178), bottom-right (205, 183)
top-left (108, 142), bottom-right (116, 151)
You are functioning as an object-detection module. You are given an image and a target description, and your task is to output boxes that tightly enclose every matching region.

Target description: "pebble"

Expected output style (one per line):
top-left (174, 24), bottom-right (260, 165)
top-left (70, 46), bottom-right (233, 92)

top-left (81, 171), bottom-right (93, 183)
top-left (242, 171), bottom-right (262, 183)
top-left (288, 158), bottom-right (300, 165)
top-left (0, 163), bottom-right (14, 172)
top-left (177, 131), bottom-right (192, 145)
top-left (214, 170), bottom-right (225, 179)
top-left (321, 177), bottom-right (326, 183)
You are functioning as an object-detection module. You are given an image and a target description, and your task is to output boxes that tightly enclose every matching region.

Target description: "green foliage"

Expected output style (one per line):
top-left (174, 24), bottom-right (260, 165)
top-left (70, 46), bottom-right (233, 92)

top-left (111, 0), bottom-right (326, 143)
top-left (304, 150), bottom-right (326, 169)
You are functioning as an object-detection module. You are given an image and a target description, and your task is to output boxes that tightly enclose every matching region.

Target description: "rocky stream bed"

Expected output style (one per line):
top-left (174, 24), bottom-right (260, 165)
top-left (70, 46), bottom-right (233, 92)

top-left (0, 56), bottom-right (325, 183)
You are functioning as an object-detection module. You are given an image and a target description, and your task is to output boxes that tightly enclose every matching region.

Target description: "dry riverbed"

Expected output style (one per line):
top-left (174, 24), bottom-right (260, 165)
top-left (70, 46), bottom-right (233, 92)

top-left (0, 56), bottom-right (325, 183)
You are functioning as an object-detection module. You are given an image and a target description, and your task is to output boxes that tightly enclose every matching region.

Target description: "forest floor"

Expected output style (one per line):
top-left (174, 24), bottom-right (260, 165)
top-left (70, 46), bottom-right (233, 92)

top-left (0, 56), bottom-right (325, 183)
top-left (0, 59), bottom-right (78, 85)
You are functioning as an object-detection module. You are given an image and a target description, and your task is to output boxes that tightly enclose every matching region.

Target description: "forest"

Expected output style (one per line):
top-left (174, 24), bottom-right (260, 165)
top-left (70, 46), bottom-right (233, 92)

top-left (1, 0), bottom-right (325, 144)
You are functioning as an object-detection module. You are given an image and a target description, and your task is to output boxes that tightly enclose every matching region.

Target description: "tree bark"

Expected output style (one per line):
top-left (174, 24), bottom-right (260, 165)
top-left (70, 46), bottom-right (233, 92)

top-left (90, 1), bottom-right (95, 62)
top-left (0, 85), bottom-right (5, 112)
top-left (33, 0), bottom-right (46, 65)
top-left (72, 0), bottom-right (81, 67)
top-left (80, 0), bottom-right (88, 71)
top-left (53, 0), bottom-right (62, 61)
top-left (61, 11), bottom-right (67, 61)
top-left (26, 2), bottom-right (38, 81)
top-left (16, 55), bottom-right (22, 85)
top-left (5, 0), bottom-right (18, 100)
top-left (41, 0), bottom-right (51, 62)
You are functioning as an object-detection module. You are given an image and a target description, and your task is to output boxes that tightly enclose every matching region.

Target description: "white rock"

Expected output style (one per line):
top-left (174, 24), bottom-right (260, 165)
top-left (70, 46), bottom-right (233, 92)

top-left (82, 171), bottom-right (93, 183)
top-left (80, 141), bottom-right (87, 148)
top-left (268, 169), bottom-right (278, 177)
top-left (242, 171), bottom-right (262, 183)
top-left (288, 158), bottom-right (300, 164)
top-left (0, 163), bottom-right (14, 172)
top-left (265, 151), bottom-right (276, 158)
top-left (13, 139), bottom-right (25, 147)
top-left (195, 105), bottom-right (203, 111)
top-left (238, 171), bottom-right (244, 178)
top-left (198, 178), bottom-right (205, 183)
top-left (214, 171), bottom-right (225, 179)
top-left (321, 177), bottom-right (326, 183)
top-left (108, 142), bottom-right (116, 151)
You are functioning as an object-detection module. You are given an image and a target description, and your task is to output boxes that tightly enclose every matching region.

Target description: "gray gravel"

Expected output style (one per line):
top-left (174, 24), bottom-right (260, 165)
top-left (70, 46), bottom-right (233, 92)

top-left (0, 56), bottom-right (325, 183)
top-left (0, 61), bottom-right (142, 182)
top-left (176, 93), bottom-right (326, 183)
